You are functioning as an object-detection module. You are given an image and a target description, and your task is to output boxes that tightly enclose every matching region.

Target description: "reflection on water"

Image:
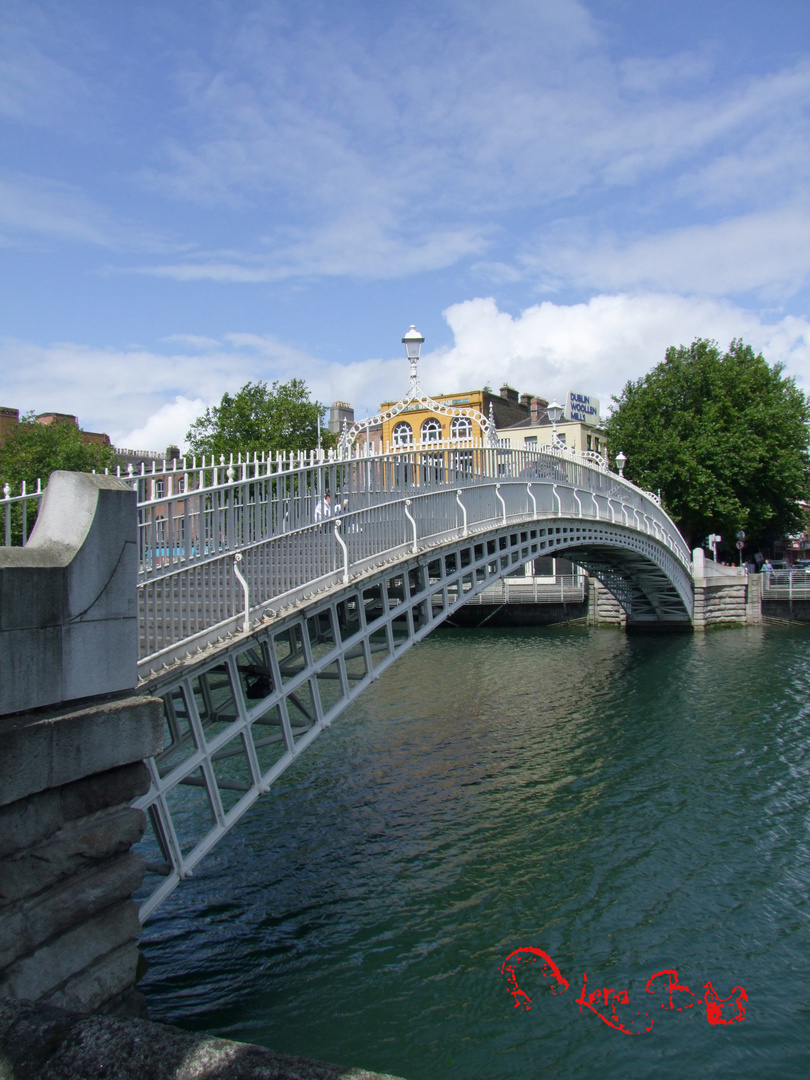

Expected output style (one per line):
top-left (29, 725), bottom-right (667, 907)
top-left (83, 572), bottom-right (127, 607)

top-left (141, 625), bottom-right (810, 1079)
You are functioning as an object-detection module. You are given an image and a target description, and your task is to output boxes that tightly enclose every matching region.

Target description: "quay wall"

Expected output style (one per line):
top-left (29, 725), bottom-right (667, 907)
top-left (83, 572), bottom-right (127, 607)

top-left (454, 554), bottom-right (768, 630)
top-left (0, 473), bottom-right (161, 1015)
top-left (0, 696), bottom-right (162, 1016)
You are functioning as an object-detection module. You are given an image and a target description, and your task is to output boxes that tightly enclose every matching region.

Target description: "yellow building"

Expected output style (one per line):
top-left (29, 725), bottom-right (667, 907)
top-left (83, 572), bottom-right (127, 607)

top-left (377, 385), bottom-right (544, 449)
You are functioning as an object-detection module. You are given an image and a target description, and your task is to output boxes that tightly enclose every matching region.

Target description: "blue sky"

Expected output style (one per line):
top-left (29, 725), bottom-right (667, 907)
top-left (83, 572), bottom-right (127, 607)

top-left (1, 0), bottom-right (809, 451)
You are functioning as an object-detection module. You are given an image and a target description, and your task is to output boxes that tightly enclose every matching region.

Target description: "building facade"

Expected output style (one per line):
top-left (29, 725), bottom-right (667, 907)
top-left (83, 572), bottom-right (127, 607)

top-left (376, 385), bottom-right (546, 449)
top-left (497, 405), bottom-right (607, 458)
top-left (0, 407), bottom-right (111, 448)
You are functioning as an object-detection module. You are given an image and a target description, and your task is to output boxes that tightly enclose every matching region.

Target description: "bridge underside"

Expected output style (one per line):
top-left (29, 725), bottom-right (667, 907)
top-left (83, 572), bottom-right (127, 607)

top-left (134, 517), bottom-right (692, 919)
top-left (549, 549), bottom-right (691, 626)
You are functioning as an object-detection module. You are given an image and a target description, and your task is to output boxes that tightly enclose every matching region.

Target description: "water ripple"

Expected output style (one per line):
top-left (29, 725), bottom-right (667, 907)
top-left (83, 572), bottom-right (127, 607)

top-left (141, 625), bottom-right (810, 1079)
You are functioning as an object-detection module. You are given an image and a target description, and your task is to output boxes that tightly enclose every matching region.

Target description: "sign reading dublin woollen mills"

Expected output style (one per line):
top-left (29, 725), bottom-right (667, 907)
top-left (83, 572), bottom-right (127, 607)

top-left (567, 391), bottom-right (600, 424)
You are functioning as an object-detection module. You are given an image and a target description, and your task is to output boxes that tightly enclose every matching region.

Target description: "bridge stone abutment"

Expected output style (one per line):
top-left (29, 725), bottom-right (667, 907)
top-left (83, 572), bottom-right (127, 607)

top-left (0, 473), bottom-right (162, 1015)
top-left (690, 548), bottom-right (761, 630)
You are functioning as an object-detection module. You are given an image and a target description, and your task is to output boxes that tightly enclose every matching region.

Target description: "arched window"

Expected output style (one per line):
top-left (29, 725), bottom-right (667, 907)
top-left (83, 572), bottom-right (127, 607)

top-left (392, 421), bottom-right (413, 446)
top-left (421, 417), bottom-right (442, 442)
top-left (450, 415), bottom-right (473, 440)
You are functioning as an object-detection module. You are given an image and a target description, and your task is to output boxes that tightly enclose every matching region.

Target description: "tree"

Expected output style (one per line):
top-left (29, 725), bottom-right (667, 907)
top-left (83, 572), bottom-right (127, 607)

top-left (0, 413), bottom-right (119, 491)
top-left (185, 379), bottom-right (336, 458)
top-left (604, 339), bottom-right (810, 549)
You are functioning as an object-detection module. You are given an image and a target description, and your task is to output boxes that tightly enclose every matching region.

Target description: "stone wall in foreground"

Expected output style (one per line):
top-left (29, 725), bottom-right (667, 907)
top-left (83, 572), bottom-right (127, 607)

top-left (0, 999), bottom-right (409, 1080)
top-left (0, 695), bottom-right (162, 1016)
top-left (1, 471), bottom-right (163, 1015)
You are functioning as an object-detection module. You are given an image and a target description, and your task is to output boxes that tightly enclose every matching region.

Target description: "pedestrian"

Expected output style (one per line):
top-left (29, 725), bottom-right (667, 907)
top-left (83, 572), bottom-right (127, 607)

top-left (314, 491), bottom-right (333, 522)
top-left (762, 558), bottom-right (774, 575)
top-left (314, 491), bottom-right (348, 523)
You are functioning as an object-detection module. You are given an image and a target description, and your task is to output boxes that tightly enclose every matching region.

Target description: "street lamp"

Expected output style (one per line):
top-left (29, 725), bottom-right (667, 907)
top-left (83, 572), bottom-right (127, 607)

top-left (546, 400), bottom-right (564, 446)
top-left (402, 325), bottom-right (425, 390)
top-left (615, 450), bottom-right (627, 478)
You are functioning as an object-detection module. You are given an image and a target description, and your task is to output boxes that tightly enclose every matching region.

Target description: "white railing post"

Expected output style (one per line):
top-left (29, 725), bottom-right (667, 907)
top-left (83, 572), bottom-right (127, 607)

top-left (495, 483), bottom-right (506, 524)
top-left (334, 517), bottom-right (349, 584)
top-left (404, 499), bottom-right (418, 553)
top-left (527, 483), bottom-right (537, 518)
top-left (233, 553), bottom-right (250, 632)
top-left (456, 490), bottom-right (468, 537)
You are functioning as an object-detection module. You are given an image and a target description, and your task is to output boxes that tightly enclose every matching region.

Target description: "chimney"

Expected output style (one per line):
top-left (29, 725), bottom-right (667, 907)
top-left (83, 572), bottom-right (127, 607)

top-left (531, 397), bottom-right (547, 423)
top-left (520, 393), bottom-right (532, 410)
top-left (499, 384), bottom-right (519, 404)
top-left (329, 401), bottom-right (355, 434)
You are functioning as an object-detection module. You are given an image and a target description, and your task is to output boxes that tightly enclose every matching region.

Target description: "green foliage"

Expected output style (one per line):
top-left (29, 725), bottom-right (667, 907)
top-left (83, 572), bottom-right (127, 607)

top-left (185, 379), bottom-right (336, 457)
top-left (0, 413), bottom-right (118, 491)
top-left (604, 339), bottom-right (810, 548)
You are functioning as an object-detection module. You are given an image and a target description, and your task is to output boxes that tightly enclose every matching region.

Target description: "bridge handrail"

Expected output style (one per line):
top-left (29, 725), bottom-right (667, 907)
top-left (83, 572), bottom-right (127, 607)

top-left (132, 444), bottom-right (690, 579)
top-left (136, 454), bottom-right (690, 676)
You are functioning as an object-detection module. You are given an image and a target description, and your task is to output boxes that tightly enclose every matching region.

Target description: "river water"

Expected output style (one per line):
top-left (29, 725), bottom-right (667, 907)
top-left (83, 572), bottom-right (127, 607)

top-left (140, 624), bottom-right (810, 1079)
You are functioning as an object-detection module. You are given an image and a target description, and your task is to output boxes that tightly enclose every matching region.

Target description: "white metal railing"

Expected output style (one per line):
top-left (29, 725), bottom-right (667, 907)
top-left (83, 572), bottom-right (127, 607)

top-left (761, 569), bottom-right (810, 599)
top-left (3, 440), bottom-right (691, 665)
top-left (1, 480), bottom-right (44, 547)
top-left (464, 574), bottom-right (587, 605)
top-left (132, 442), bottom-right (690, 675)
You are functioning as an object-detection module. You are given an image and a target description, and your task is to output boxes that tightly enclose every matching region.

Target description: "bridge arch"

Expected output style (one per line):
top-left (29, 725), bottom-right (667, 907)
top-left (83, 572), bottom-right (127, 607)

top-left (135, 485), bottom-right (692, 919)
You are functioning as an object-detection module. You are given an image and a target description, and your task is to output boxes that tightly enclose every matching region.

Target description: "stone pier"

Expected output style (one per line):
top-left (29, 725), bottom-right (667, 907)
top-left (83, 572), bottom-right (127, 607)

top-left (587, 578), bottom-right (627, 627)
top-left (0, 472), bottom-right (162, 1015)
top-left (691, 548), bottom-right (760, 630)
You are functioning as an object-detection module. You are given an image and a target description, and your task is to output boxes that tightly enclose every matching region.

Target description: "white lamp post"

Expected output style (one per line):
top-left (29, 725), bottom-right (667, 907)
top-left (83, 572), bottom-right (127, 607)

top-left (402, 325), bottom-right (425, 390)
top-left (546, 400), bottom-right (564, 446)
top-left (615, 450), bottom-right (627, 478)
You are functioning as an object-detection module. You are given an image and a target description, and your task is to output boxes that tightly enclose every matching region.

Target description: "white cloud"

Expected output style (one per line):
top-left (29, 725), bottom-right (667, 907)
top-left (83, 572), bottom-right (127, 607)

top-left (117, 396), bottom-right (207, 454)
top-left (3, 294), bottom-right (809, 462)
top-left (162, 333), bottom-right (223, 350)
top-left (140, 261), bottom-right (274, 283)
top-left (432, 294), bottom-right (810, 408)
top-left (525, 206), bottom-right (810, 298)
top-left (0, 6), bottom-right (88, 126)
top-left (0, 170), bottom-right (179, 252)
top-left (0, 172), bottom-right (118, 247)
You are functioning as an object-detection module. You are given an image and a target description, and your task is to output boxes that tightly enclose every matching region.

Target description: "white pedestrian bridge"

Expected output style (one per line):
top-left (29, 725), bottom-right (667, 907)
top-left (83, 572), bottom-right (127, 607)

top-left (2, 438), bottom-right (693, 918)
top-left (122, 439), bottom-right (692, 917)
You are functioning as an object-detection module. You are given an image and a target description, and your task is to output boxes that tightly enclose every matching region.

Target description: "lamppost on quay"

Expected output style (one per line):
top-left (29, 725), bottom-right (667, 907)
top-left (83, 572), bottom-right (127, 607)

top-left (615, 450), bottom-right (627, 478)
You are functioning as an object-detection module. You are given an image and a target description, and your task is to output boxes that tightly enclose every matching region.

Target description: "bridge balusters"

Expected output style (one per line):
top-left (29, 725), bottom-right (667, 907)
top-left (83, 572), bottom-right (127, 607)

top-left (133, 445), bottom-right (691, 677)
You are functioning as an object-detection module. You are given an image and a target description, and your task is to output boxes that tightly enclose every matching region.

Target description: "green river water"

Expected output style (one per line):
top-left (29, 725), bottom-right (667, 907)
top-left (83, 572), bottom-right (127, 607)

top-left (140, 624), bottom-right (810, 1079)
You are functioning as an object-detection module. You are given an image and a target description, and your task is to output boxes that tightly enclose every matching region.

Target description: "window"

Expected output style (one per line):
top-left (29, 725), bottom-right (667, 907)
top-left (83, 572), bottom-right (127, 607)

top-left (587, 435), bottom-right (592, 451)
top-left (524, 436), bottom-right (537, 448)
top-left (154, 479), bottom-right (165, 499)
top-left (557, 433), bottom-right (566, 445)
top-left (451, 415), bottom-right (473, 440)
top-left (595, 438), bottom-right (600, 452)
top-left (421, 417), bottom-right (442, 442)
top-left (392, 421), bottom-right (413, 446)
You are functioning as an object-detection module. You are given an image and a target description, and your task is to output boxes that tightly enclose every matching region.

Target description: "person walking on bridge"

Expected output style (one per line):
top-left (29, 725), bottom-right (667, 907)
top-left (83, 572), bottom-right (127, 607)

top-left (314, 491), bottom-right (348, 523)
